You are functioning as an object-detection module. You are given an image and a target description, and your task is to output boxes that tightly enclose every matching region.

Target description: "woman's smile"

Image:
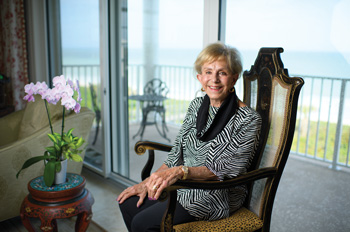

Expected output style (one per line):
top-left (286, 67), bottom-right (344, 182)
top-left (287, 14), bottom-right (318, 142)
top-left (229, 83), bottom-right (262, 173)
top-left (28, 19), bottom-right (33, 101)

top-left (197, 60), bottom-right (238, 107)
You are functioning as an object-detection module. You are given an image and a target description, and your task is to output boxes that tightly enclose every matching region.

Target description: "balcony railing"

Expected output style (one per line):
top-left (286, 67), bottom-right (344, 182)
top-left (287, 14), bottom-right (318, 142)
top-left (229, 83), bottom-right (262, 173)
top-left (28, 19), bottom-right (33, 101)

top-left (63, 64), bottom-right (350, 170)
top-left (292, 75), bottom-right (350, 170)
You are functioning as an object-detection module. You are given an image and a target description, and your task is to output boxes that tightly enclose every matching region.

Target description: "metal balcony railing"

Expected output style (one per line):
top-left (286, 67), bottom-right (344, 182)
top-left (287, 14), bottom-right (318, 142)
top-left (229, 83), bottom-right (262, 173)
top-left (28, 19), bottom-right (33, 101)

top-left (63, 64), bottom-right (350, 170)
top-left (291, 75), bottom-right (350, 170)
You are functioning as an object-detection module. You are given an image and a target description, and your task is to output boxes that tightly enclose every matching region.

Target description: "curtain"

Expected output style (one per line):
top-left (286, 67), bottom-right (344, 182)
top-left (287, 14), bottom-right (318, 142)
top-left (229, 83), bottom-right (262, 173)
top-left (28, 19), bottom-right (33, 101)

top-left (0, 0), bottom-right (29, 110)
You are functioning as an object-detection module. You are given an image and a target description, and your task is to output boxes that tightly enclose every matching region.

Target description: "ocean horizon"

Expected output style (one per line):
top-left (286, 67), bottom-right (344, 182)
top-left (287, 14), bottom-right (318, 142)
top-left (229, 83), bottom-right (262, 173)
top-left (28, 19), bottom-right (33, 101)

top-left (62, 47), bottom-right (350, 125)
top-left (62, 47), bottom-right (350, 79)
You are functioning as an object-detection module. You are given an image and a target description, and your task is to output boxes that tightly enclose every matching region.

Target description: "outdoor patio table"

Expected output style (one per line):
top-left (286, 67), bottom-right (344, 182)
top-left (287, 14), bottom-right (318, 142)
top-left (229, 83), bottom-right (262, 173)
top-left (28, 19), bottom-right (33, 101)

top-left (129, 94), bottom-right (170, 142)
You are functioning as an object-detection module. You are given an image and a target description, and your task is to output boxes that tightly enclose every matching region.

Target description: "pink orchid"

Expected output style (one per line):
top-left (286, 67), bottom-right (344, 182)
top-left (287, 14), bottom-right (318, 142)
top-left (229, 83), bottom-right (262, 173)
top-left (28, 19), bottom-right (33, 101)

top-left (23, 74), bottom-right (83, 115)
top-left (74, 102), bottom-right (81, 113)
top-left (52, 75), bottom-right (66, 87)
top-left (61, 96), bottom-right (76, 110)
top-left (41, 89), bottom-right (59, 105)
top-left (23, 83), bottom-right (35, 102)
top-left (59, 84), bottom-right (74, 99)
top-left (75, 80), bottom-right (82, 102)
top-left (18, 74), bottom-right (86, 187)
top-left (24, 83), bottom-right (35, 94)
top-left (33, 82), bottom-right (49, 95)
top-left (67, 79), bottom-right (74, 88)
top-left (49, 87), bottom-right (62, 105)
top-left (23, 94), bottom-right (35, 102)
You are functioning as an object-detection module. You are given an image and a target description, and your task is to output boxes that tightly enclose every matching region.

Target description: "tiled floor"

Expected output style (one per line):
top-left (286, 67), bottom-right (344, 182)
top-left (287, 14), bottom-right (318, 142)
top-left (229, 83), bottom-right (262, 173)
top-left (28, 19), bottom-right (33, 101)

top-left (82, 168), bottom-right (128, 232)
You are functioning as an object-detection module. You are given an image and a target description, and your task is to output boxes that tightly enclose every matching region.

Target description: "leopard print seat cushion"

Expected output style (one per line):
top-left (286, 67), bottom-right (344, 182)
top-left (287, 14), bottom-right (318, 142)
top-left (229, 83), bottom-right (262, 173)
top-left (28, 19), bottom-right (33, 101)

top-left (174, 207), bottom-right (263, 232)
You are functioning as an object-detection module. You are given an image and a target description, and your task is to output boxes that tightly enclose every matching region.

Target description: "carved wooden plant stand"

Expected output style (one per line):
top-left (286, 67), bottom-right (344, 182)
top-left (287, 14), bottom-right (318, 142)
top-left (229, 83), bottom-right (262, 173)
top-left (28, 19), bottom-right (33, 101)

top-left (20, 173), bottom-right (94, 232)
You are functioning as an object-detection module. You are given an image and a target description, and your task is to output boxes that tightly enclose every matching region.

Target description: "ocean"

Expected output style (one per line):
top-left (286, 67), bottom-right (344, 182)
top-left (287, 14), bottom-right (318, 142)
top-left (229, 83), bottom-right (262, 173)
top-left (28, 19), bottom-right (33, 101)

top-left (63, 47), bottom-right (350, 79)
top-left (62, 47), bottom-right (350, 124)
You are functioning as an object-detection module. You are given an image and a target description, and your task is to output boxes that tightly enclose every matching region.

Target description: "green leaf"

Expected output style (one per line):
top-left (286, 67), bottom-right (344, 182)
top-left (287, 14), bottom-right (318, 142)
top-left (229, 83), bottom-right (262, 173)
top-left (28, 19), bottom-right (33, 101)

top-left (45, 146), bottom-right (57, 154)
top-left (43, 160), bottom-right (56, 187)
top-left (63, 135), bottom-right (71, 143)
top-left (70, 154), bottom-right (83, 162)
top-left (16, 155), bottom-right (56, 179)
top-left (69, 143), bottom-right (77, 149)
top-left (67, 128), bottom-right (74, 137)
top-left (75, 137), bottom-right (85, 148)
top-left (54, 143), bottom-right (60, 151)
top-left (54, 134), bottom-right (62, 142)
top-left (47, 134), bottom-right (57, 143)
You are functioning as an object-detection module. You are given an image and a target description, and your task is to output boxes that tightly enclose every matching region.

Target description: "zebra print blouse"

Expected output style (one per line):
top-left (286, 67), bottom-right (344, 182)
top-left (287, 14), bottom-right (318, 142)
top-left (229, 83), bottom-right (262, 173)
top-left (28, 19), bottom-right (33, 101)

top-left (164, 96), bottom-right (262, 221)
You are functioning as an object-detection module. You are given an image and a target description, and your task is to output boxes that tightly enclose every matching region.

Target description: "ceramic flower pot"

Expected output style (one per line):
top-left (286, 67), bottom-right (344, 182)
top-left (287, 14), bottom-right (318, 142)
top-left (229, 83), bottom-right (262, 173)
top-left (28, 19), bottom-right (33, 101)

top-left (54, 159), bottom-right (68, 185)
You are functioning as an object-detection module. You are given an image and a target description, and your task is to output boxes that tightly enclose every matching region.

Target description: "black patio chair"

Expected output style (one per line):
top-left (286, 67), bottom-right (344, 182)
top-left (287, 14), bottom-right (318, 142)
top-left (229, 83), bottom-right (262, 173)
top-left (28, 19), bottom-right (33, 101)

top-left (132, 78), bottom-right (170, 142)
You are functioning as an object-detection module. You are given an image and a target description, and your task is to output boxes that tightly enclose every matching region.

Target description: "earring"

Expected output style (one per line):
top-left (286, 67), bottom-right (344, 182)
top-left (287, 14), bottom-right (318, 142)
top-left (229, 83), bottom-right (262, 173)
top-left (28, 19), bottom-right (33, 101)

top-left (201, 88), bottom-right (205, 92)
top-left (229, 87), bottom-right (235, 93)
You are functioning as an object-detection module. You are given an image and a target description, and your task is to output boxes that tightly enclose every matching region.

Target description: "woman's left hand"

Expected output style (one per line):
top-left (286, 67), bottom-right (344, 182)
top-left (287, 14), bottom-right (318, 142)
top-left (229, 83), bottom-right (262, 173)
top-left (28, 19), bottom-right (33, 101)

top-left (146, 167), bottom-right (182, 200)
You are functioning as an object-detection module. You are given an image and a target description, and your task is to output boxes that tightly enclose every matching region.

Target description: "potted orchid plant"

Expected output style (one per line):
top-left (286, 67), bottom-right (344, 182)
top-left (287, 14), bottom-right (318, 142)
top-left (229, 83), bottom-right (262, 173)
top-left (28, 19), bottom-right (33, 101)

top-left (16, 75), bottom-right (86, 187)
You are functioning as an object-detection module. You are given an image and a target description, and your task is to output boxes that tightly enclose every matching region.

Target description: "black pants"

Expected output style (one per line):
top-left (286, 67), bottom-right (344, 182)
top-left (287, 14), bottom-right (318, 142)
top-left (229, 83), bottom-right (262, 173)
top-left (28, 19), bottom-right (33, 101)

top-left (119, 196), bottom-right (196, 232)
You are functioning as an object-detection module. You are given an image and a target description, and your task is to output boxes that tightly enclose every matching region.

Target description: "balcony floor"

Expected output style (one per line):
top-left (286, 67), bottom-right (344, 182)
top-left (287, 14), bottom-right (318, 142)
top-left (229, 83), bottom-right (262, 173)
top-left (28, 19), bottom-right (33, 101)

top-left (83, 123), bottom-right (350, 232)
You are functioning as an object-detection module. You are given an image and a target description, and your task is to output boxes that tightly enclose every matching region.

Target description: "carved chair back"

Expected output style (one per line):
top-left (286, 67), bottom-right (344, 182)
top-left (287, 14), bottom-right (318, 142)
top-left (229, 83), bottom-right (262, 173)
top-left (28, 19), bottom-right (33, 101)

top-left (242, 48), bottom-right (304, 229)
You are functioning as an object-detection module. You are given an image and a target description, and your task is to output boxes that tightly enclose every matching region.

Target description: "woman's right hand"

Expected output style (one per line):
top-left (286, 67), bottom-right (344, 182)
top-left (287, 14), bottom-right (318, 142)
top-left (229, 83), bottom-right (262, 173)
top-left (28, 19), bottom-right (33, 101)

top-left (117, 180), bottom-right (148, 208)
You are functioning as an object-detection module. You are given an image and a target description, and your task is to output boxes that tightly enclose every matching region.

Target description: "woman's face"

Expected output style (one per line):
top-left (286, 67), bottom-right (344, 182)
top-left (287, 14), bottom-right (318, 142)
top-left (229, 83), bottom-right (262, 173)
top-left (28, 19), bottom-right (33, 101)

top-left (197, 59), bottom-right (238, 107)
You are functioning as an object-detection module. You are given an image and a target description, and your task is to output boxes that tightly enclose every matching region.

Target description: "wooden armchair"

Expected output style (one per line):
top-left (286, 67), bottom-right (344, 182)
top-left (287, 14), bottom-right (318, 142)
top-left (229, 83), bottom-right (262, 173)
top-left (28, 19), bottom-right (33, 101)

top-left (134, 48), bottom-right (304, 232)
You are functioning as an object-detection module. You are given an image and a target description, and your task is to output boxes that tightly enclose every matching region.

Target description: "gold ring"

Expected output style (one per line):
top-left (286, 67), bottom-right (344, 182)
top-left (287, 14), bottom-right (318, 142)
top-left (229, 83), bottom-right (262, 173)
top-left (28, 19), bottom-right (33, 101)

top-left (153, 185), bottom-right (159, 190)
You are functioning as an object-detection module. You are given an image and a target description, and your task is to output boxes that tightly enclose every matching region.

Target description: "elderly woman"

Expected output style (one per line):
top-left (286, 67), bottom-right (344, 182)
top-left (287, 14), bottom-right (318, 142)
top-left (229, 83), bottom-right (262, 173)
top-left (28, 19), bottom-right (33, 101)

top-left (118, 42), bottom-right (262, 232)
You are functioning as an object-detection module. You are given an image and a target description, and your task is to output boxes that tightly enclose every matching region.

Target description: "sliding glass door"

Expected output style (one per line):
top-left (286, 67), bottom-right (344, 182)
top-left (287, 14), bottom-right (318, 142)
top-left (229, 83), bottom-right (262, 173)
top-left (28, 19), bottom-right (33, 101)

top-left (59, 0), bottom-right (106, 174)
top-left (48, 0), bottom-right (216, 182)
top-left (124, 0), bottom-right (204, 182)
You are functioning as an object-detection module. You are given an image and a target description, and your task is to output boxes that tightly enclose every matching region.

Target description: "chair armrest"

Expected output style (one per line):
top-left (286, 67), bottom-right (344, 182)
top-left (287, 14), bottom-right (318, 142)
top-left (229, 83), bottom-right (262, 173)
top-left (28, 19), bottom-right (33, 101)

top-left (134, 140), bottom-right (172, 154)
top-left (158, 167), bottom-right (277, 231)
top-left (160, 167), bottom-right (278, 200)
top-left (134, 140), bottom-right (173, 180)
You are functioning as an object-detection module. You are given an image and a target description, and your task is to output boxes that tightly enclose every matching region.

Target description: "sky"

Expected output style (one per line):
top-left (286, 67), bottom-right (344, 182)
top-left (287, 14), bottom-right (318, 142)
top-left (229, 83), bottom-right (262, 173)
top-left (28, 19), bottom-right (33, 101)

top-left (60, 0), bottom-right (100, 49)
top-left (59, 0), bottom-right (350, 77)
top-left (225, 0), bottom-right (350, 54)
top-left (60, 0), bottom-right (350, 52)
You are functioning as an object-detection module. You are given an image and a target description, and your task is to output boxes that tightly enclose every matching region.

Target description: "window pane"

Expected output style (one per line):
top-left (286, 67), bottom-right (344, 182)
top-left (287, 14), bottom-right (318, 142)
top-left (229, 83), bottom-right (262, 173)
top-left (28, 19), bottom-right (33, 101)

top-left (223, 0), bottom-right (350, 167)
top-left (60, 0), bottom-right (104, 171)
top-left (224, 0), bottom-right (350, 78)
top-left (126, 0), bottom-right (204, 182)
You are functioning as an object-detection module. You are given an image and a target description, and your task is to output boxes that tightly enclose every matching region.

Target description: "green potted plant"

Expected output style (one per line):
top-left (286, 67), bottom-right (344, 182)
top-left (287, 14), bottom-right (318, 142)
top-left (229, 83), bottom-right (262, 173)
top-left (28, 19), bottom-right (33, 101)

top-left (16, 75), bottom-right (86, 187)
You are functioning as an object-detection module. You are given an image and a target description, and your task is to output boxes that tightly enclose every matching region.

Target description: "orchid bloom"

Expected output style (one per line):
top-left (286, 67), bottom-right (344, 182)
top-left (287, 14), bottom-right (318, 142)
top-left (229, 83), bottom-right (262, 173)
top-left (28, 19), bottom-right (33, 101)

top-left (23, 94), bottom-right (35, 102)
top-left (52, 75), bottom-right (66, 87)
top-left (23, 75), bottom-right (83, 113)
top-left (74, 102), bottom-right (81, 113)
top-left (59, 84), bottom-right (74, 99)
top-left (23, 83), bottom-right (35, 102)
top-left (18, 75), bottom-right (86, 187)
top-left (75, 80), bottom-right (82, 102)
top-left (61, 96), bottom-right (77, 110)
top-left (24, 83), bottom-right (35, 95)
top-left (33, 82), bottom-right (49, 95)
top-left (67, 79), bottom-right (74, 88)
top-left (41, 89), bottom-right (58, 105)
